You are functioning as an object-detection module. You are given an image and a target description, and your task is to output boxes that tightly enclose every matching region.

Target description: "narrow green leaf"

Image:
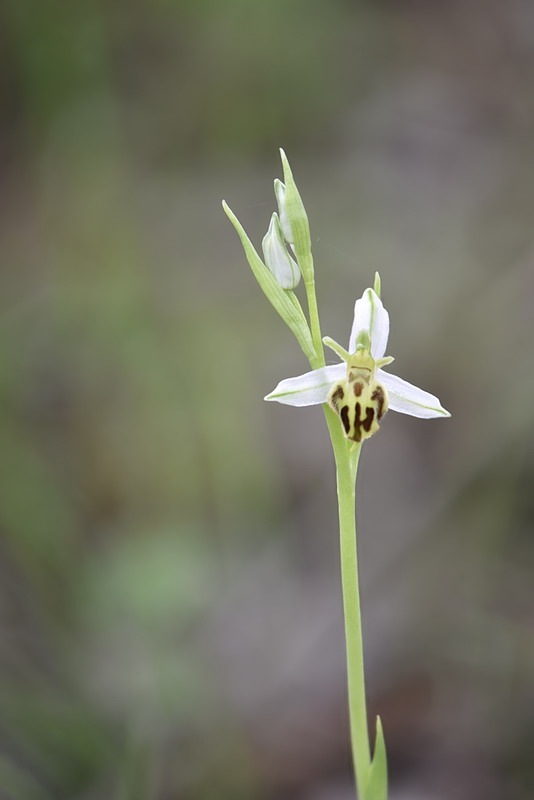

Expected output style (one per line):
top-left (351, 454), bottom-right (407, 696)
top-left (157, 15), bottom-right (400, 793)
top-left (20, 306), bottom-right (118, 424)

top-left (364, 716), bottom-right (388, 800)
top-left (223, 201), bottom-right (315, 363)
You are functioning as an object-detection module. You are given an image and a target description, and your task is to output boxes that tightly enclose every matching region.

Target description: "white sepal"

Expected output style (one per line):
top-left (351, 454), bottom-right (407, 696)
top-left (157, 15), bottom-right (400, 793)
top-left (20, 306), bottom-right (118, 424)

top-left (262, 212), bottom-right (301, 289)
top-left (378, 371), bottom-right (450, 418)
top-left (265, 363), bottom-right (345, 407)
top-left (349, 288), bottom-right (390, 360)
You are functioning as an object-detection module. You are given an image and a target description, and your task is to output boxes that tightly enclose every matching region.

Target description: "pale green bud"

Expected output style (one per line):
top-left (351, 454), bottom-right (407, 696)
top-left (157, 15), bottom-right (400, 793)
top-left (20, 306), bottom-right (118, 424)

top-left (279, 149), bottom-right (313, 279)
top-left (273, 179), bottom-right (293, 244)
top-left (374, 271), bottom-right (381, 298)
top-left (262, 212), bottom-right (301, 289)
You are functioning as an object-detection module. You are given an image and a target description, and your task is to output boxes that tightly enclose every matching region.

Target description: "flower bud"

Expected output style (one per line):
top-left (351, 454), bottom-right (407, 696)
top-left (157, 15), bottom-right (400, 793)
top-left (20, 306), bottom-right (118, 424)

top-left (279, 149), bottom-right (312, 272)
top-left (374, 271), bottom-right (381, 298)
top-left (262, 212), bottom-right (301, 289)
top-left (274, 179), bottom-right (293, 244)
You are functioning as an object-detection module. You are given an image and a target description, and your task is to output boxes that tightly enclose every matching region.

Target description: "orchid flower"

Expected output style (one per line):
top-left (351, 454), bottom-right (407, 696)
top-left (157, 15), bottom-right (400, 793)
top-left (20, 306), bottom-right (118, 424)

top-left (266, 284), bottom-right (450, 441)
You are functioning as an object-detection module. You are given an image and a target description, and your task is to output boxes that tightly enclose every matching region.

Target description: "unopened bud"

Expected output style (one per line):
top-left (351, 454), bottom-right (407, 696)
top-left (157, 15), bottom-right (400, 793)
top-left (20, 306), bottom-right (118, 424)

top-left (274, 179), bottom-right (293, 244)
top-left (262, 212), bottom-right (301, 289)
top-left (279, 149), bottom-right (312, 277)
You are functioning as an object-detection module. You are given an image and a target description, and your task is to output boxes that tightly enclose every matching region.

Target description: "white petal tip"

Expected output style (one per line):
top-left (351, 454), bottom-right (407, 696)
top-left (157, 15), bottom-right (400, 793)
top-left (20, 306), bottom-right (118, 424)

top-left (262, 364), bottom-right (345, 408)
top-left (379, 371), bottom-right (451, 420)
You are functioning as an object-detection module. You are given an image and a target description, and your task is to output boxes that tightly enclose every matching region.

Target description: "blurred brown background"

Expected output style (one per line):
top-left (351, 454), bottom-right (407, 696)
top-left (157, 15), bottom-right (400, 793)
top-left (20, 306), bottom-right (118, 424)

top-left (1, 1), bottom-right (534, 798)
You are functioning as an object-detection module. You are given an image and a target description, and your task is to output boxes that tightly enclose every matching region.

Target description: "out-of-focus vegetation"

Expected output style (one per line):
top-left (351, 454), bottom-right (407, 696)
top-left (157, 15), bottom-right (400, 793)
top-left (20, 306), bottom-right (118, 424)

top-left (1, 2), bottom-right (534, 798)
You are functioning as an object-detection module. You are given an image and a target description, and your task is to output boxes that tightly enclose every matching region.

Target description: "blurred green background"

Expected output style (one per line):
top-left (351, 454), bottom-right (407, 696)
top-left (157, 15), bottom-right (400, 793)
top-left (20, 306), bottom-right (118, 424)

top-left (1, 1), bottom-right (534, 798)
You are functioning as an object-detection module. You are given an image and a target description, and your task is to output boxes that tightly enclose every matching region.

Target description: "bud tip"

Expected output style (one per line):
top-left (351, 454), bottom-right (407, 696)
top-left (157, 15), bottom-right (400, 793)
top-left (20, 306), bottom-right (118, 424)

top-left (374, 271), bottom-right (381, 298)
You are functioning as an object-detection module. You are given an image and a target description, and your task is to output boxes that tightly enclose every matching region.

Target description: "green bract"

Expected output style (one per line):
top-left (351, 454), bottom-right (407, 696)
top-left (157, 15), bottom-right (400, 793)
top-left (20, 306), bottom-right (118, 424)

top-left (365, 717), bottom-right (388, 800)
top-left (222, 201), bottom-right (315, 363)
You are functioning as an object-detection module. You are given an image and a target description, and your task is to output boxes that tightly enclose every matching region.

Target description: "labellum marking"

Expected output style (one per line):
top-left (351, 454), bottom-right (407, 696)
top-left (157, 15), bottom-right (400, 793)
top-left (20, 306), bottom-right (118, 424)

top-left (327, 350), bottom-right (388, 443)
top-left (330, 385), bottom-right (345, 412)
top-left (340, 405), bottom-right (351, 436)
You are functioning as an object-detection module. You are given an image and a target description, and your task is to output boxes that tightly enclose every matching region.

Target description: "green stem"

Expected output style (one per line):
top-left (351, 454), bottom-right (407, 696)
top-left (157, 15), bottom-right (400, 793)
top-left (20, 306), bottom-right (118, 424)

top-left (301, 253), bottom-right (324, 367)
top-left (301, 255), bottom-right (371, 797)
top-left (327, 411), bottom-right (370, 798)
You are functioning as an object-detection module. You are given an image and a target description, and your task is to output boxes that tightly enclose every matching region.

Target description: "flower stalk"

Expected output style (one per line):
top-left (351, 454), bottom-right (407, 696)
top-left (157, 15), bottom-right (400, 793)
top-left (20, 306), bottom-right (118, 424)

top-left (304, 265), bottom-right (323, 369)
top-left (328, 418), bottom-right (371, 797)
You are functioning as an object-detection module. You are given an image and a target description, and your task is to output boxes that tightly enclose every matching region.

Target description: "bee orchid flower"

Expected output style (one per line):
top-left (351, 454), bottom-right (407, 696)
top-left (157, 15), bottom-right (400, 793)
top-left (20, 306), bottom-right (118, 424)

top-left (265, 284), bottom-right (450, 442)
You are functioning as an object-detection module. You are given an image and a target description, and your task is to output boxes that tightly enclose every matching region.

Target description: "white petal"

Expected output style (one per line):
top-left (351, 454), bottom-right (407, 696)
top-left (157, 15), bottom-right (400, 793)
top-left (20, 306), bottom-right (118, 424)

top-left (378, 370), bottom-right (450, 419)
top-left (265, 363), bottom-right (345, 407)
top-left (349, 288), bottom-right (389, 359)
